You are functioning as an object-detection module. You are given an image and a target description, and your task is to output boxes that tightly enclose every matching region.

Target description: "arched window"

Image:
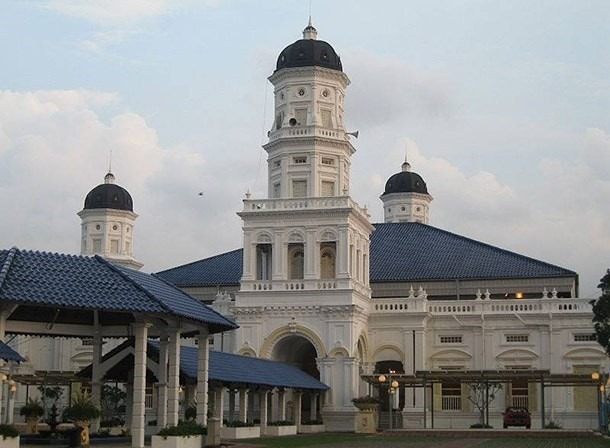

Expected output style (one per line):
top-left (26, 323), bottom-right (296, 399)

top-left (320, 242), bottom-right (336, 279)
top-left (288, 243), bottom-right (304, 280)
top-left (256, 244), bottom-right (272, 281)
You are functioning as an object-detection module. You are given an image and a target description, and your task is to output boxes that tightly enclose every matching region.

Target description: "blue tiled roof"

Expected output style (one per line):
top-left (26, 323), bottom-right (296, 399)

top-left (156, 249), bottom-right (242, 287)
top-left (150, 342), bottom-right (328, 391)
top-left (0, 247), bottom-right (236, 333)
top-left (370, 223), bottom-right (576, 282)
top-left (156, 223), bottom-right (576, 286)
top-left (0, 341), bottom-right (25, 362)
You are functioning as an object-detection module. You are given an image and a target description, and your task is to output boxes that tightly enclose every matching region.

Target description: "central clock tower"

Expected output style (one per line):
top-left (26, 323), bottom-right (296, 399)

top-left (233, 20), bottom-right (374, 431)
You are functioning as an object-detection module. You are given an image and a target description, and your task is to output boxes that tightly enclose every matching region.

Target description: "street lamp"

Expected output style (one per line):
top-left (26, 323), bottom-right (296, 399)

top-left (378, 371), bottom-right (399, 430)
top-left (592, 371), bottom-right (608, 433)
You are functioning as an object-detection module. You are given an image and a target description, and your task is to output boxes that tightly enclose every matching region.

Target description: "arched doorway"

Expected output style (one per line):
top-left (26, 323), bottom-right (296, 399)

top-left (270, 335), bottom-right (321, 421)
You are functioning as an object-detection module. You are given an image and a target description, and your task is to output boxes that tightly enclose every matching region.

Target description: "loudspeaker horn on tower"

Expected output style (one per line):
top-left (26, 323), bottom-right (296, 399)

top-left (346, 130), bottom-right (359, 138)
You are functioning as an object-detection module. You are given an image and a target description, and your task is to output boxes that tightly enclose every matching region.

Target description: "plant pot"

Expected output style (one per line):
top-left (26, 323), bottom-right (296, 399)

top-left (263, 425), bottom-right (297, 436)
top-left (220, 426), bottom-right (260, 439)
top-left (0, 435), bottom-right (19, 448)
top-left (74, 421), bottom-right (90, 447)
top-left (353, 403), bottom-right (379, 412)
top-left (25, 417), bottom-right (39, 434)
top-left (151, 435), bottom-right (203, 448)
top-left (298, 423), bottom-right (325, 434)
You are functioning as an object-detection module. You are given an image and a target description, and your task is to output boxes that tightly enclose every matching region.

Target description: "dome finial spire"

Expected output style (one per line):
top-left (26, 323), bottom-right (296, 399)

top-left (402, 142), bottom-right (411, 172)
top-left (303, 15), bottom-right (318, 40)
top-left (105, 149), bottom-right (115, 183)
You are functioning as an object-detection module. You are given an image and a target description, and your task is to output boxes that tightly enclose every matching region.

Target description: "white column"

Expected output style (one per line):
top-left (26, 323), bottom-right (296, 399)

top-left (238, 387), bottom-right (248, 422)
top-left (311, 393), bottom-right (318, 421)
top-left (167, 327), bottom-right (181, 426)
top-left (294, 392), bottom-right (302, 430)
top-left (90, 327), bottom-right (103, 433)
top-left (213, 387), bottom-right (224, 421)
top-left (131, 322), bottom-right (149, 448)
top-left (196, 328), bottom-right (210, 426)
top-left (305, 228), bottom-right (317, 279)
top-left (277, 389), bottom-right (286, 421)
top-left (156, 333), bottom-right (169, 428)
top-left (337, 226), bottom-right (349, 279)
top-left (259, 390), bottom-right (269, 430)
top-left (228, 390), bottom-right (236, 421)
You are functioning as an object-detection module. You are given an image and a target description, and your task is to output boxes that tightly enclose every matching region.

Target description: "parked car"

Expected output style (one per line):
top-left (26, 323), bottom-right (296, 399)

top-left (502, 406), bottom-right (531, 429)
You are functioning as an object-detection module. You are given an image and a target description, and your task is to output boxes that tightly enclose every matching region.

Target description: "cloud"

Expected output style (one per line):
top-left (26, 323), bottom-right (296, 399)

top-left (345, 48), bottom-right (455, 129)
top-left (40, 0), bottom-right (174, 25)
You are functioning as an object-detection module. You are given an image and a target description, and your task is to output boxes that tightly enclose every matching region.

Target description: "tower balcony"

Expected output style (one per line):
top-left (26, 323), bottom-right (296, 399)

top-left (267, 126), bottom-right (349, 142)
top-left (241, 196), bottom-right (369, 217)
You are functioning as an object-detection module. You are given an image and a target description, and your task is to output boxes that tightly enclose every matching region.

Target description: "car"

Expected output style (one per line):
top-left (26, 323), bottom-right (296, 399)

top-left (502, 406), bottom-right (531, 429)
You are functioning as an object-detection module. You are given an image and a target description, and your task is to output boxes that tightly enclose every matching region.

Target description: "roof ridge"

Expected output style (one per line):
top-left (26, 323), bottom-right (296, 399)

top-left (93, 255), bottom-right (173, 314)
top-left (0, 247), bottom-right (19, 290)
top-left (156, 249), bottom-right (242, 275)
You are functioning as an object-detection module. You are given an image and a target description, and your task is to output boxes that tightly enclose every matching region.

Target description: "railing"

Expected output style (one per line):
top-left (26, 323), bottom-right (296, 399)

top-left (268, 127), bottom-right (347, 142)
top-left (512, 396), bottom-right (529, 408)
top-left (246, 279), bottom-right (343, 292)
top-left (370, 297), bottom-right (593, 316)
top-left (442, 396), bottom-right (462, 411)
top-left (242, 196), bottom-right (369, 217)
top-left (145, 394), bottom-right (153, 409)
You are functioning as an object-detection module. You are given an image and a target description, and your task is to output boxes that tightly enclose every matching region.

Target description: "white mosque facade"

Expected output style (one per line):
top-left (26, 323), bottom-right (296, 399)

top-left (4, 21), bottom-right (606, 432)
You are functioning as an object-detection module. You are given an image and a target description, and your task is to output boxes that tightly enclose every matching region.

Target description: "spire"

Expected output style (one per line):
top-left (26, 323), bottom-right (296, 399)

top-left (303, 16), bottom-right (318, 40)
top-left (104, 172), bottom-right (115, 184)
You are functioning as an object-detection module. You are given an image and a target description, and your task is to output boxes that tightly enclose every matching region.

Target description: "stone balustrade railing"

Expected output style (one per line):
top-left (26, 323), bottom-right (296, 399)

top-left (242, 196), bottom-right (368, 216)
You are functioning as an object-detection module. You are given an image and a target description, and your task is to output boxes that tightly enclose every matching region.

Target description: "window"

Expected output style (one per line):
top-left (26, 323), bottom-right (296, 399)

top-left (505, 366), bottom-right (535, 410)
top-left (272, 183), bottom-right (281, 198)
top-left (293, 156), bottom-right (307, 164)
top-left (321, 181), bottom-right (334, 197)
top-left (93, 239), bottom-right (102, 253)
top-left (292, 180), bottom-right (307, 198)
top-left (288, 243), bottom-right (304, 280)
top-left (433, 367), bottom-right (469, 412)
top-left (574, 334), bottom-right (596, 342)
top-left (440, 336), bottom-right (463, 344)
top-left (321, 109), bottom-right (332, 128)
top-left (256, 244), bottom-right (272, 281)
top-left (506, 335), bottom-right (529, 343)
top-left (125, 241), bottom-right (131, 254)
top-left (275, 112), bottom-right (284, 130)
top-left (110, 240), bottom-right (119, 254)
top-left (320, 243), bottom-right (336, 279)
top-left (573, 365), bottom-right (598, 411)
top-left (321, 157), bottom-right (334, 166)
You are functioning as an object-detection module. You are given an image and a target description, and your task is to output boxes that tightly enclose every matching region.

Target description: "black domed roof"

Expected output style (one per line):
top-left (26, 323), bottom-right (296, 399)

top-left (83, 172), bottom-right (133, 212)
top-left (275, 21), bottom-right (342, 73)
top-left (382, 162), bottom-right (429, 196)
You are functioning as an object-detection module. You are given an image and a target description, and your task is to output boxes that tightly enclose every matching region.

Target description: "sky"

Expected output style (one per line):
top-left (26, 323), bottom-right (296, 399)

top-left (0, 0), bottom-right (608, 298)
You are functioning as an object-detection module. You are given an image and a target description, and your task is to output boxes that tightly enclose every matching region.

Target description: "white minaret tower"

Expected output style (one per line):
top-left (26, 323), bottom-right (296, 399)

top-left (381, 159), bottom-right (433, 223)
top-left (234, 20), bottom-right (374, 431)
top-left (78, 171), bottom-right (143, 270)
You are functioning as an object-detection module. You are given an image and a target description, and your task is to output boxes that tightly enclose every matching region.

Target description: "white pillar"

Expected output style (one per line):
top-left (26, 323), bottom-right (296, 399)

top-left (294, 392), bottom-right (302, 429)
top-left (156, 333), bottom-right (169, 428)
top-left (259, 390), bottom-right (269, 430)
top-left (131, 322), bottom-right (149, 448)
top-left (90, 327), bottom-right (103, 433)
top-left (196, 328), bottom-right (210, 426)
top-left (311, 393), bottom-right (318, 421)
top-left (213, 387), bottom-right (224, 421)
top-left (238, 387), bottom-right (248, 422)
top-left (228, 390), bottom-right (236, 421)
top-left (278, 389), bottom-right (286, 421)
top-left (167, 327), bottom-right (181, 426)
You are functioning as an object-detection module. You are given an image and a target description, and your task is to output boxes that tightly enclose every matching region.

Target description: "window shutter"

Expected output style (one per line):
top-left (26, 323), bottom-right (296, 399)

top-left (504, 382), bottom-right (512, 408)
top-left (433, 383), bottom-right (442, 412)
top-left (528, 382), bottom-right (538, 412)
top-left (461, 382), bottom-right (472, 412)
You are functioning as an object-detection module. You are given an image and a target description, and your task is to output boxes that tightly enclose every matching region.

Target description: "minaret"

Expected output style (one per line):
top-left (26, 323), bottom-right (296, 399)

top-left (234, 20), bottom-right (374, 431)
top-left (380, 159), bottom-right (433, 223)
top-left (78, 172), bottom-right (143, 270)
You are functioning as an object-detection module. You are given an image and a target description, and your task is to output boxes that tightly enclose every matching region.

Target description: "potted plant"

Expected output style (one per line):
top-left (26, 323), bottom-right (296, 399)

top-left (351, 395), bottom-right (380, 411)
top-left (0, 424), bottom-right (20, 448)
top-left (263, 420), bottom-right (297, 436)
top-left (298, 418), bottom-right (325, 434)
top-left (152, 421), bottom-right (206, 448)
top-left (62, 391), bottom-right (101, 448)
top-left (19, 397), bottom-right (45, 434)
top-left (220, 420), bottom-right (260, 440)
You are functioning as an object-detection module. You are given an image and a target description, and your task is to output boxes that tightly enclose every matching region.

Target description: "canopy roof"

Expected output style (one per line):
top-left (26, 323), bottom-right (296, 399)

top-left (0, 341), bottom-right (25, 362)
top-left (0, 247), bottom-right (237, 337)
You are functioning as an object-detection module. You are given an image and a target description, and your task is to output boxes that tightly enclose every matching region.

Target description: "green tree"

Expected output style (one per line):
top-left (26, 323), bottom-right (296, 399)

top-left (467, 380), bottom-right (502, 426)
top-left (592, 269), bottom-right (610, 355)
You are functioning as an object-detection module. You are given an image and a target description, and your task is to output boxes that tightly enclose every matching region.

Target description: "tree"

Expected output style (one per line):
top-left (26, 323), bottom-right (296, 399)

top-left (467, 380), bottom-right (503, 427)
top-left (591, 269), bottom-right (610, 355)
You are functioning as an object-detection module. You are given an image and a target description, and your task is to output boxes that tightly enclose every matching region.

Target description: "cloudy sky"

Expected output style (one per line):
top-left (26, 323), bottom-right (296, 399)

top-left (1, 0), bottom-right (608, 297)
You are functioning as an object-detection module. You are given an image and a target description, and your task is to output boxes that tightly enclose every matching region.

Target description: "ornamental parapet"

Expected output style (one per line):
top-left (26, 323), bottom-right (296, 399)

top-left (241, 196), bottom-right (369, 217)
top-left (370, 297), bottom-right (593, 316)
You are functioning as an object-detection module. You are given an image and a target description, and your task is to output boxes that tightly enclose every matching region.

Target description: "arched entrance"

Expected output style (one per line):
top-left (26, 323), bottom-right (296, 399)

top-left (270, 335), bottom-right (321, 421)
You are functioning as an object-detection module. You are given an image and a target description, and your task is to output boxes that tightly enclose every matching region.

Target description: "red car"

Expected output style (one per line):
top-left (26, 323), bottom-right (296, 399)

top-left (502, 406), bottom-right (531, 429)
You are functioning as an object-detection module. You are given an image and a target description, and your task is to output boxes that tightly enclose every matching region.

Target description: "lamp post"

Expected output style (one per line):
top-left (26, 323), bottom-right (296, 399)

top-left (378, 371), bottom-right (399, 430)
top-left (592, 372), bottom-right (609, 434)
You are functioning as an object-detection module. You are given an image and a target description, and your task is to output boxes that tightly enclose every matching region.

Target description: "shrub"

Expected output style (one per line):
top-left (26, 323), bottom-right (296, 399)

top-left (470, 423), bottom-right (493, 428)
top-left (157, 421), bottom-right (207, 439)
top-left (184, 405), bottom-right (197, 421)
top-left (62, 391), bottom-right (101, 422)
top-left (19, 398), bottom-right (45, 418)
top-left (301, 418), bottom-right (323, 425)
top-left (351, 396), bottom-right (380, 404)
top-left (545, 420), bottom-right (563, 429)
top-left (267, 420), bottom-right (295, 426)
top-left (225, 420), bottom-right (255, 427)
top-left (0, 424), bottom-right (19, 439)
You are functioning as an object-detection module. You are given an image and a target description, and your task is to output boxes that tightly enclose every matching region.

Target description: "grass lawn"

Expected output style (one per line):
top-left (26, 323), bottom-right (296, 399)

top-left (241, 433), bottom-right (610, 448)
